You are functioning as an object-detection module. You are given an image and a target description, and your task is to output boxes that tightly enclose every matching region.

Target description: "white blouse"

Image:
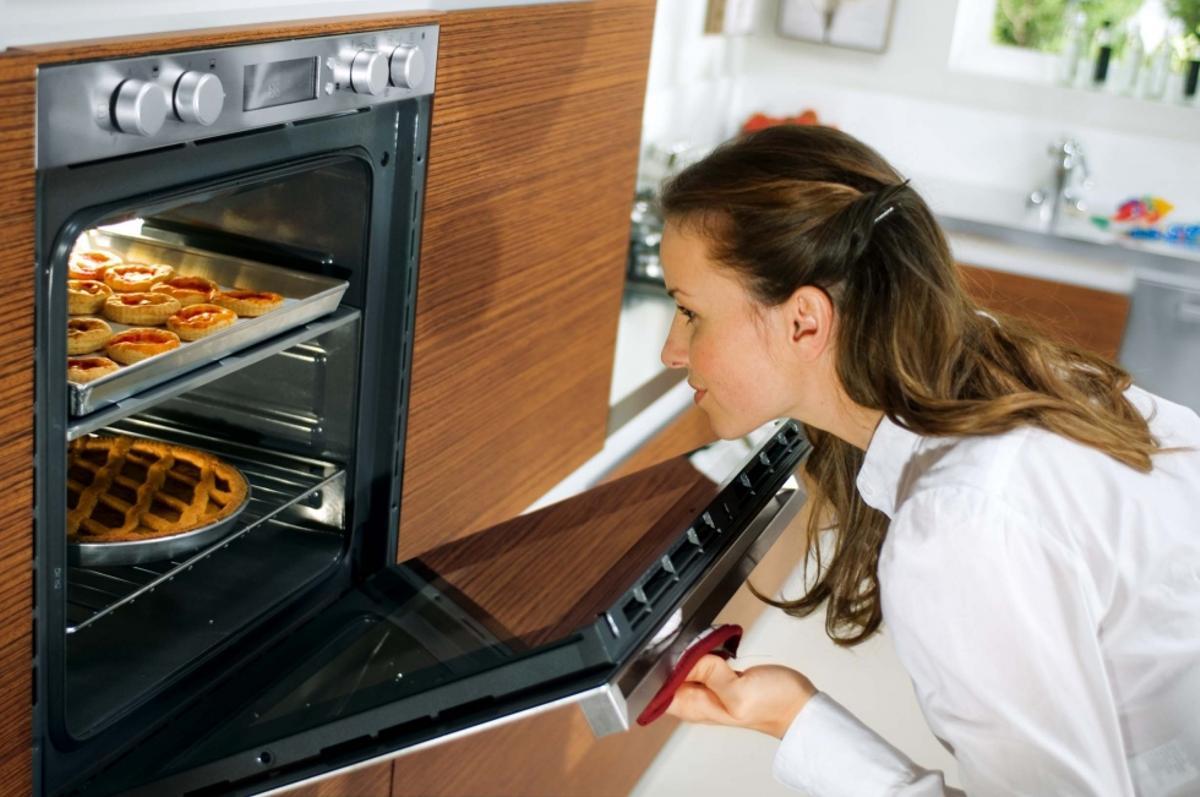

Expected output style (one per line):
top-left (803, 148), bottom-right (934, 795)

top-left (773, 386), bottom-right (1200, 796)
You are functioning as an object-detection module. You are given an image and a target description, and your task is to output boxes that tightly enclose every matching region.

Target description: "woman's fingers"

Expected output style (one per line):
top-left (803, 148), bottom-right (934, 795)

top-left (664, 682), bottom-right (734, 724)
top-left (663, 655), bottom-right (742, 725)
top-left (683, 654), bottom-right (740, 692)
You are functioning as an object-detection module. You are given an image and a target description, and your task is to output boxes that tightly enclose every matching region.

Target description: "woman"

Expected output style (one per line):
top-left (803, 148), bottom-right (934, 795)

top-left (657, 125), bottom-right (1200, 795)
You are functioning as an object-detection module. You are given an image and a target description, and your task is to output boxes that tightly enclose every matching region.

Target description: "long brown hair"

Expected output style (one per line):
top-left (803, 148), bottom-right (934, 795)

top-left (658, 125), bottom-right (1158, 646)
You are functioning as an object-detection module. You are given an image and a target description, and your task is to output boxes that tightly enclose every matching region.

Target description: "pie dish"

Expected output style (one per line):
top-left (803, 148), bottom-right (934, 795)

top-left (213, 289), bottom-right (284, 317)
top-left (68, 248), bottom-right (122, 281)
top-left (67, 435), bottom-right (250, 547)
top-left (67, 317), bottom-right (113, 355)
top-left (166, 303), bottom-right (237, 341)
top-left (150, 275), bottom-right (219, 307)
top-left (68, 280), bottom-right (114, 315)
top-left (103, 291), bottom-right (181, 325)
top-left (105, 327), bottom-right (181, 364)
top-left (104, 263), bottom-right (176, 293)
top-left (67, 356), bottom-right (120, 383)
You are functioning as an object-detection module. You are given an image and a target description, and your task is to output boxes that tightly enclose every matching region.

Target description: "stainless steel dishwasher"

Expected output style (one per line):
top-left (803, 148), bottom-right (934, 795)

top-left (1120, 265), bottom-right (1200, 412)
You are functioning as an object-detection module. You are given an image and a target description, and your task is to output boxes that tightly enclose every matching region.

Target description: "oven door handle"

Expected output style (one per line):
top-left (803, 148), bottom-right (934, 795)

top-left (577, 483), bottom-right (807, 738)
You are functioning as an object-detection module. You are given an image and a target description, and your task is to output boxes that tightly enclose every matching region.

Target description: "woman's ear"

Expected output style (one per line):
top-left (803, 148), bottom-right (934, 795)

top-left (787, 286), bottom-right (834, 360)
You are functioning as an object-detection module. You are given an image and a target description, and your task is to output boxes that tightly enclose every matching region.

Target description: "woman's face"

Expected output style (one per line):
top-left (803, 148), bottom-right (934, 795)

top-left (659, 221), bottom-right (799, 440)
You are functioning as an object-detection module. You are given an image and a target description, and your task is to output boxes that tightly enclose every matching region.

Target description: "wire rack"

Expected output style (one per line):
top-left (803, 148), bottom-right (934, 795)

top-left (66, 416), bottom-right (347, 634)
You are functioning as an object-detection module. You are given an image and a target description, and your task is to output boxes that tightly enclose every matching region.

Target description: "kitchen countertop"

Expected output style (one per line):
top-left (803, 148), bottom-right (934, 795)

top-left (914, 174), bottom-right (1200, 293)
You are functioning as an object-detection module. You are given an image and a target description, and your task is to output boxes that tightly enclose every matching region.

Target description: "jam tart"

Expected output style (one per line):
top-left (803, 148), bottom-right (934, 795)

top-left (67, 435), bottom-right (249, 544)
top-left (212, 289), bottom-right (284, 317)
top-left (150, 275), bottom-right (219, 307)
top-left (67, 356), bottom-right (120, 383)
top-left (166, 303), bottom-right (237, 341)
top-left (105, 327), bottom-right (180, 365)
top-left (68, 248), bottom-right (122, 281)
top-left (103, 291), bottom-right (181, 326)
top-left (104, 263), bottom-right (175, 293)
top-left (67, 317), bottom-right (113, 355)
top-left (67, 280), bottom-right (114, 315)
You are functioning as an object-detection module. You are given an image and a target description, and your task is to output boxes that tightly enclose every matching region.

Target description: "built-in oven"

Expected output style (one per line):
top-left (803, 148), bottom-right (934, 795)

top-left (33, 23), bottom-right (811, 797)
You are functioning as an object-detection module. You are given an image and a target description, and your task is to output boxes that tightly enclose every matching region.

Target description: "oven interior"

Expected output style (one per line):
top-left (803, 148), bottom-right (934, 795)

top-left (37, 93), bottom-right (428, 796)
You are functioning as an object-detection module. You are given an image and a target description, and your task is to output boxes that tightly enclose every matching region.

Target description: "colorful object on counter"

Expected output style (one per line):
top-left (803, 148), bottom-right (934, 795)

top-left (1089, 195), bottom-right (1199, 248)
top-left (1113, 195), bottom-right (1173, 224)
top-left (741, 109), bottom-right (824, 134)
top-left (635, 623), bottom-right (743, 726)
top-left (1127, 224), bottom-right (1200, 245)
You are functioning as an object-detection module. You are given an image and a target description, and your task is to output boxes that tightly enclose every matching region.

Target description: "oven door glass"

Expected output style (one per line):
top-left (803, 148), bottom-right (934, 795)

top-left (91, 422), bottom-right (810, 796)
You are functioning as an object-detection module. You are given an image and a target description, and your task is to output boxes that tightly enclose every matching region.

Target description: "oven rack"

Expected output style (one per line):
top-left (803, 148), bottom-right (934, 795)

top-left (66, 417), bottom-right (347, 634)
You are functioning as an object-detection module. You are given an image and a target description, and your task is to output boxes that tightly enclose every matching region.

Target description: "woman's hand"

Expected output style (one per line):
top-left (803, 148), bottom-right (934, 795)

top-left (664, 654), bottom-right (817, 739)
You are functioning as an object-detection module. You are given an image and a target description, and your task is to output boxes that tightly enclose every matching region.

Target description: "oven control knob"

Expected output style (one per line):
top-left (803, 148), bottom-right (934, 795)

top-left (389, 44), bottom-right (425, 89)
top-left (174, 71), bottom-right (225, 126)
top-left (111, 79), bottom-right (169, 136)
top-left (349, 50), bottom-right (389, 95)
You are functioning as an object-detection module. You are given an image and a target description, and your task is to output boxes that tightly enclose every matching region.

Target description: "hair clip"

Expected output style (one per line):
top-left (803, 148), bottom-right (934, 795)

top-left (873, 205), bottom-right (896, 224)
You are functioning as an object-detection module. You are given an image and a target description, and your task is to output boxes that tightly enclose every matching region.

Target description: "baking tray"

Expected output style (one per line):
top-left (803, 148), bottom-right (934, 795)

top-left (68, 229), bottom-right (349, 416)
top-left (68, 464), bottom-right (252, 567)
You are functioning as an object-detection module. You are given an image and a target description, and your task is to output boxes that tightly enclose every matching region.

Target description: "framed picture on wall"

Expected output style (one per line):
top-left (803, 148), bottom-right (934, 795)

top-left (778, 0), bottom-right (896, 53)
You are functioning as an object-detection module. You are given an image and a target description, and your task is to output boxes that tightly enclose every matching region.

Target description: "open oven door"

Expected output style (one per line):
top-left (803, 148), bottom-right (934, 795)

top-left (80, 420), bottom-right (811, 797)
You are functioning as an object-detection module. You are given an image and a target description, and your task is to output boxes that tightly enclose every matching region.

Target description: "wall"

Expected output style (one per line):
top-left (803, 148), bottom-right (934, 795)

top-left (0, 0), bottom-right (582, 50)
top-left (640, 0), bottom-right (1200, 218)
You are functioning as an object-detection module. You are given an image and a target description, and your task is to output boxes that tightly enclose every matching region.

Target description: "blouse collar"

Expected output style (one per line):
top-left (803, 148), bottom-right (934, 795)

top-left (855, 415), bottom-right (923, 520)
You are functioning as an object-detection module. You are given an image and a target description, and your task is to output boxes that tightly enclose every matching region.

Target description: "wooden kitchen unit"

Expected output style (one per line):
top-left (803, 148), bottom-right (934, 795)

top-left (959, 263), bottom-right (1131, 361)
top-left (2, 1), bottom-right (672, 795)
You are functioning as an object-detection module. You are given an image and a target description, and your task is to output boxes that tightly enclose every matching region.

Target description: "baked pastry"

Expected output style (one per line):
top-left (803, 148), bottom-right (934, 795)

top-left (103, 292), bottom-right (181, 326)
top-left (68, 248), bottom-right (122, 281)
top-left (67, 280), bottom-right (114, 315)
top-left (67, 435), bottom-right (249, 544)
top-left (67, 317), bottom-right (113, 355)
top-left (166, 303), bottom-right (237, 341)
top-left (105, 327), bottom-right (180, 365)
top-left (212, 289), bottom-right (284, 317)
top-left (150, 275), bottom-right (218, 307)
top-left (104, 263), bottom-right (175, 293)
top-left (67, 356), bottom-right (120, 383)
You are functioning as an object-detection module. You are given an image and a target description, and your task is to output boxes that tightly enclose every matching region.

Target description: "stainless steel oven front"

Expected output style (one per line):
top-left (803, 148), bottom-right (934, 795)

top-left (33, 23), bottom-right (811, 797)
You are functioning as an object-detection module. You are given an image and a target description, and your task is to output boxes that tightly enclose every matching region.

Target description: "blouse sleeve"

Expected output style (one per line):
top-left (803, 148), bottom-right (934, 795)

top-left (772, 486), bottom-right (1138, 795)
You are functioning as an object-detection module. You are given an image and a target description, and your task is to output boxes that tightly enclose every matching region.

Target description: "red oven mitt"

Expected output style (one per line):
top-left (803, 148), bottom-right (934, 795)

top-left (635, 623), bottom-right (743, 726)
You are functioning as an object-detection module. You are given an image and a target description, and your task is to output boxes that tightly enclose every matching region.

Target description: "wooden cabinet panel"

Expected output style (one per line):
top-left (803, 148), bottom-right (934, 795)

top-left (0, 52), bottom-right (39, 797)
top-left (397, 0), bottom-right (657, 562)
top-left (279, 762), bottom-right (393, 797)
top-left (390, 701), bottom-right (679, 797)
top-left (959, 263), bottom-right (1130, 361)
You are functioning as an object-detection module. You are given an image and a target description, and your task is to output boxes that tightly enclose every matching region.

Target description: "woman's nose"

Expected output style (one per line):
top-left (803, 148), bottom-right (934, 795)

top-left (660, 320), bottom-right (688, 370)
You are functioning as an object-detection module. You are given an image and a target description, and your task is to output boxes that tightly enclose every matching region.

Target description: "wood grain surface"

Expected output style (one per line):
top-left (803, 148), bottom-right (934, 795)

top-left (0, 53), bottom-right (38, 797)
top-left (420, 455), bottom-right (717, 648)
top-left (959, 263), bottom-right (1131, 361)
top-left (279, 761), bottom-right (393, 797)
top-left (398, 0), bottom-right (657, 562)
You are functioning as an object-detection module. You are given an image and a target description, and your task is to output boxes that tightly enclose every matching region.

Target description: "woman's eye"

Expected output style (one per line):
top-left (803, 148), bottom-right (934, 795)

top-left (676, 305), bottom-right (695, 324)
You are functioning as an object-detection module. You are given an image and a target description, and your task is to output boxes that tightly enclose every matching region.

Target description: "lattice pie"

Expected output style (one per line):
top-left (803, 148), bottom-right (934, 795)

top-left (68, 435), bottom-right (249, 544)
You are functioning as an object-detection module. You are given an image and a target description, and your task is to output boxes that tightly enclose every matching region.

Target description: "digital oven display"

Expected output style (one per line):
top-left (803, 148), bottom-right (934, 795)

top-left (243, 57), bottom-right (318, 111)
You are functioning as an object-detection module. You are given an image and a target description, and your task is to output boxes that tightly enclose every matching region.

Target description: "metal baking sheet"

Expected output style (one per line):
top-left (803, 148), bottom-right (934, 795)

top-left (68, 229), bottom-right (349, 416)
top-left (68, 468), bottom-right (252, 567)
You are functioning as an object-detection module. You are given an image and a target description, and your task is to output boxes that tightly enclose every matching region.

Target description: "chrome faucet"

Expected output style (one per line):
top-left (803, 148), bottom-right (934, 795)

top-left (1027, 137), bottom-right (1091, 231)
